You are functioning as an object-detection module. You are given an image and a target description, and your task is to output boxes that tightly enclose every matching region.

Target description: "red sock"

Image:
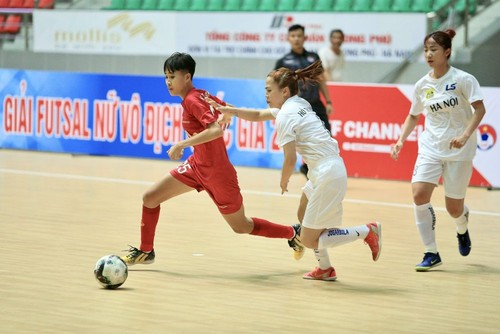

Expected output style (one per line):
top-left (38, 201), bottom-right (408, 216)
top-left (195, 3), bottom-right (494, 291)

top-left (250, 217), bottom-right (294, 239)
top-left (140, 205), bottom-right (160, 252)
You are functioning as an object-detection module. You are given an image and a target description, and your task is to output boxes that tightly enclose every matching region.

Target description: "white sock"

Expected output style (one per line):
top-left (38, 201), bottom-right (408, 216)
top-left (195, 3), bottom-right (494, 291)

top-left (415, 203), bottom-right (437, 253)
top-left (318, 225), bottom-right (370, 249)
top-left (313, 249), bottom-right (332, 270)
top-left (455, 205), bottom-right (469, 234)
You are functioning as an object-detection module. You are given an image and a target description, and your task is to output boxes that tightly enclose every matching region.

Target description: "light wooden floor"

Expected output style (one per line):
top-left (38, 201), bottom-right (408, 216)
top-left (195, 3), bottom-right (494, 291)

top-left (1, 149), bottom-right (499, 334)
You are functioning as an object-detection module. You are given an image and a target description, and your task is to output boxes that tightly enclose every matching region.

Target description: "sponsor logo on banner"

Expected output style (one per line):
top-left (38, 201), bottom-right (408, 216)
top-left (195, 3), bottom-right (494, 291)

top-left (33, 10), bottom-right (175, 55)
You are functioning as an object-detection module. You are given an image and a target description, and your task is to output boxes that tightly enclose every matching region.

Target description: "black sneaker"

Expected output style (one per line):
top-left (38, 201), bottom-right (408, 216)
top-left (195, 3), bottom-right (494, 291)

top-left (415, 252), bottom-right (442, 272)
top-left (121, 245), bottom-right (155, 266)
top-left (288, 224), bottom-right (305, 260)
top-left (457, 230), bottom-right (471, 256)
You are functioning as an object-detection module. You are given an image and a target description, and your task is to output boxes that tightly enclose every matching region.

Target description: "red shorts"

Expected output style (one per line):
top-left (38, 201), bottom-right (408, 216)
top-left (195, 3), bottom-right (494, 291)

top-left (170, 158), bottom-right (243, 215)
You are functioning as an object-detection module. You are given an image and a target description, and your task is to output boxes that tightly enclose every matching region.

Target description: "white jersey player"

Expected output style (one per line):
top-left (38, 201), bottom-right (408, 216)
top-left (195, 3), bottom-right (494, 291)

top-left (391, 29), bottom-right (486, 271)
top-left (209, 60), bottom-right (382, 281)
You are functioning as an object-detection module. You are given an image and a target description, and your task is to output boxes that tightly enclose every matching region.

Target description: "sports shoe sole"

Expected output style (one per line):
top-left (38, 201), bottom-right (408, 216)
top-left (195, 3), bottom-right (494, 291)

top-left (415, 261), bottom-right (442, 272)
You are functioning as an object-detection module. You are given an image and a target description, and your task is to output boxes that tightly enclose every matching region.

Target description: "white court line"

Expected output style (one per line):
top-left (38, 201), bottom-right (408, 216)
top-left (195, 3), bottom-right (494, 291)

top-left (1, 168), bottom-right (499, 218)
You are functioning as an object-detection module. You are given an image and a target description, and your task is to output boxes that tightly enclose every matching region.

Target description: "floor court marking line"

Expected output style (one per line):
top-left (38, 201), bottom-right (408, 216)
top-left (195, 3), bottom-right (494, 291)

top-left (1, 168), bottom-right (499, 218)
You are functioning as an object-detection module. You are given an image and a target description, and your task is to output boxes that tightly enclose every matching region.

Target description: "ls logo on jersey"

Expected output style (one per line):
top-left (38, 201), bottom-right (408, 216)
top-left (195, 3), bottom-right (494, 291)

top-left (477, 124), bottom-right (497, 151)
top-left (445, 83), bottom-right (457, 91)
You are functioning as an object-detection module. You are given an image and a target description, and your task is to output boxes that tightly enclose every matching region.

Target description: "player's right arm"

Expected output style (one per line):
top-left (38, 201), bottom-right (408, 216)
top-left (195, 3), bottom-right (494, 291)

top-left (391, 114), bottom-right (420, 161)
top-left (219, 106), bottom-right (275, 122)
top-left (205, 97), bottom-right (275, 122)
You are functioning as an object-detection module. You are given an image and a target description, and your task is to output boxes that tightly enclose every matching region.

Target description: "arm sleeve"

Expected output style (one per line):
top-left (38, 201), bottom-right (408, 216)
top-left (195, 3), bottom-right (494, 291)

top-left (409, 83), bottom-right (423, 116)
top-left (275, 112), bottom-right (297, 148)
top-left (188, 97), bottom-right (220, 128)
top-left (461, 74), bottom-right (484, 104)
top-left (274, 58), bottom-right (283, 70)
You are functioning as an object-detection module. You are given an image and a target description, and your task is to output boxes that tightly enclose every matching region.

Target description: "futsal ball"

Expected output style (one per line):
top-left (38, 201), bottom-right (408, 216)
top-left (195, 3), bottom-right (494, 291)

top-left (94, 255), bottom-right (128, 289)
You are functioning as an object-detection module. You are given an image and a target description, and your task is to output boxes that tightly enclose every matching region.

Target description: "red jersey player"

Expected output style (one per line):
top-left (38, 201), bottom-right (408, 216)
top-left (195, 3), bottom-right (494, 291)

top-left (121, 52), bottom-right (303, 267)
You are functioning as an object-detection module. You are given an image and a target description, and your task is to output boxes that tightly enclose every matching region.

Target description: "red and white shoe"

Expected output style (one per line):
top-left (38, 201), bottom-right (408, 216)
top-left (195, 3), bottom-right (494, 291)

top-left (302, 267), bottom-right (337, 281)
top-left (364, 221), bottom-right (382, 261)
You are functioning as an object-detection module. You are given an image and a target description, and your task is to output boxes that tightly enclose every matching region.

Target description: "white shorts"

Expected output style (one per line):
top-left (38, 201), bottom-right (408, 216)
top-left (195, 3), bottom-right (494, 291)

top-left (302, 156), bottom-right (347, 229)
top-left (411, 154), bottom-right (472, 199)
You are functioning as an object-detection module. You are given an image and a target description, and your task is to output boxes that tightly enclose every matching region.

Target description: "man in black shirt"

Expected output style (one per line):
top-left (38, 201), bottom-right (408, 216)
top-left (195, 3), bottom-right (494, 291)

top-left (275, 24), bottom-right (333, 176)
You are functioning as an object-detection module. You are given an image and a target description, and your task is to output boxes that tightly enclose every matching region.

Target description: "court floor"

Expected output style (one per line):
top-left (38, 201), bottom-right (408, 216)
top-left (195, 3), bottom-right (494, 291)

top-left (0, 149), bottom-right (499, 334)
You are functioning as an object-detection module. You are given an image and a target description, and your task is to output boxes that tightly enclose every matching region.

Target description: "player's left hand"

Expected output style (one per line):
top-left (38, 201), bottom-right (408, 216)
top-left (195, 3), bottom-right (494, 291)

top-left (167, 144), bottom-right (184, 160)
top-left (280, 180), bottom-right (289, 195)
top-left (449, 135), bottom-right (468, 149)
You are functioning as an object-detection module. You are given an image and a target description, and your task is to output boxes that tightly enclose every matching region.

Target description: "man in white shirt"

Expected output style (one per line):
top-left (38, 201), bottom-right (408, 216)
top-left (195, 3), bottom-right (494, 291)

top-left (318, 29), bottom-right (346, 82)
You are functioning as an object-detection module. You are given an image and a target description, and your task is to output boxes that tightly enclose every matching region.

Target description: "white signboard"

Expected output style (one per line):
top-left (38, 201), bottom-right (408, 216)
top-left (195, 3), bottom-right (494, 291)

top-left (33, 10), bottom-right (177, 55)
top-left (33, 11), bottom-right (427, 62)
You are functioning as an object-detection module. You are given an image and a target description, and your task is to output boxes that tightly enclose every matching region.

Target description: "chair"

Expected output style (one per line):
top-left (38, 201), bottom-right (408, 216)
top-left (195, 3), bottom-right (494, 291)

top-left (8, 0), bottom-right (24, 7)
top-left (455, 0), bottom-right (477, 14)
top-left (314, 0), bottom-right (334, 10)
top-left (124, 0), bottom-right (142, 9)
top-left (189, 0), bottom-right (206, 10)
top-left (371, 0), bottom-right (391, 11)
top-left (37, 0), bottom-right (55, 8)
top-left (3, 14), bottom-right (22, 34)
top-left (173, 0), bottom-right (191, 10)
top-left (156, 0), bottom-right (175, 9)
top-left (277, 0), bottom-right (295, 11)
top-left (333, 0), bottom-right (353, 11)
top-left (391, 0), bottom-right (411, 11)
top-left (22, 0), bottom-right (34, 7)
top-left (206, 0), bottom-right (224, 10)
top-left (241, 0), bottom-right (259, 11)
top-left (352, 0), bottom-right (371, 11)
top-left (140, 0), bottom-right (157, 9)
top-left (223, 0), bottom-right (240, 10)
top-left (104, 0), bottom-right (126, 9)
top-left (410, 0), bottom-right (432, 12)
top-left (432, 0), bottom-right (450, 11)
top-left (295, 0), bottom-right (314, 10)
top-left (260, 0), bottom-right (277, 10)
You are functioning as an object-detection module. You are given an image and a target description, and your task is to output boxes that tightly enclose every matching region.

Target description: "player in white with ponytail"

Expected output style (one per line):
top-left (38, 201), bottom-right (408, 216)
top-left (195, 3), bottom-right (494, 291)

top-left (209, 60), bottom-right (382, 281)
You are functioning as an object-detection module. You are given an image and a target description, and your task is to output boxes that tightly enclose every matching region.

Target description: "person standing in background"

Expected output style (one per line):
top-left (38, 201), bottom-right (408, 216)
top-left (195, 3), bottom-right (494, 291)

top-left (275, 24), bottom-right (333, 177)
top-left (319, 29), bottom-right (346, 82)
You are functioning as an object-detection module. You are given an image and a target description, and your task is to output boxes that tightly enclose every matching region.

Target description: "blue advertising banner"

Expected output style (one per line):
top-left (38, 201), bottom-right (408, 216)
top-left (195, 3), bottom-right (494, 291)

top-left (0, 69), bottom-right (288, 169)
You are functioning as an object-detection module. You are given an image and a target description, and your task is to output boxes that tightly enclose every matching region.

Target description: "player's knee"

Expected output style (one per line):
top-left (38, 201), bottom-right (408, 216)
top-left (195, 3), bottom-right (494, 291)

top-left (142, 191), bottom-right (157, 208)
top-left (446, 205), bottom-right (463, 218)
top-left (412, 192), bottom-right (430, 205)
top-left (229, 225), bottom-right (249, 234)
top-left (300, 235), bottom-right (317, 249)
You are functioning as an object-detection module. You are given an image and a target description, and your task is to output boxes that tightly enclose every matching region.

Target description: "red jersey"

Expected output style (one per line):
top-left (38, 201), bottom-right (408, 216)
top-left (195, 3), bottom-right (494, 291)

top-left (181, 88), bottom-right (228, 167)
top-left (170, 88), bottom-right (242, 214)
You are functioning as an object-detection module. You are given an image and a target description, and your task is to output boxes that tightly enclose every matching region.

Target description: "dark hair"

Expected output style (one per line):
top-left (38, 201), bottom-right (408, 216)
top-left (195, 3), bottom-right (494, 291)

top-left (268, 60), bottom-right (323, 96)
top-left (330, 29), bottom-right (344, 39)
top-left (424, 29), bottom-right (456, 59)
top-left (288, 24), bottom-right (305, 34)
top-left (163, 52), bottom-right (196, 78)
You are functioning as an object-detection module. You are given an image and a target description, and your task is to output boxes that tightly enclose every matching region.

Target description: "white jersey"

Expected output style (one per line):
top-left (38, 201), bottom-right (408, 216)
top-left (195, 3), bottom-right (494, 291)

top-left (270, 95), bottom-right (340, 164)
top-left (410, 66), bottom-right (483, 161)
top-left (318, 47), bottom-right (345, 82)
